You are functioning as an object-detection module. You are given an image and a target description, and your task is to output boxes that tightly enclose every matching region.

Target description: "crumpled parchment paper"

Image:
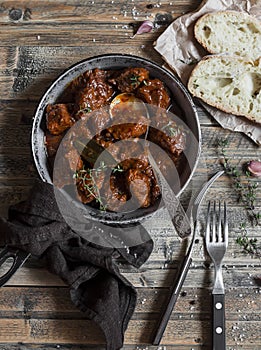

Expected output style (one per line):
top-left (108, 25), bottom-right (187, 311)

top-left (154, 0), bottom-right (261, 145)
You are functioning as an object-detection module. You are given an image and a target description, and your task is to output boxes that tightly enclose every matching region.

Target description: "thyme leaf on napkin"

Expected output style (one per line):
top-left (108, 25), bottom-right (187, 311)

top-left (218, 138), bottom-right (260, 258)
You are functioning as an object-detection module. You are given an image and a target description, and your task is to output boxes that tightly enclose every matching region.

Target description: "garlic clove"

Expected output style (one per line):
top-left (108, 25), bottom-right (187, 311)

top-left (132, 20), bottom-right (154, 37)
top-left (247, 160), bottom-right (261, 177)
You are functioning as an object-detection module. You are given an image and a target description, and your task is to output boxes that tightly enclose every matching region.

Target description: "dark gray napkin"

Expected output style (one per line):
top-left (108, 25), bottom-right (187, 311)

top-left (0, 180), bottom-right (153, 350)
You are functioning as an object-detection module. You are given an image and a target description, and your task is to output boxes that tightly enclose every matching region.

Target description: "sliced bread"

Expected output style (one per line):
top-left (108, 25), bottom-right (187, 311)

top-left (187, 55), bottom-right (261, 124)
top-left (194, 11), bottom-right (261, 60)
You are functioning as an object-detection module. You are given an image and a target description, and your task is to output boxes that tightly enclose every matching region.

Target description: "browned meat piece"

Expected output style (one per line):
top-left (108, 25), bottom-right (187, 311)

top-left (75, 167), bottom-right (106, 205)
top-left (143, 165), bottom-right (161, 202)
top-left (125, 169), bottom-right (151, 208)
top-left (77, 108), bottom-right (111, 135)
top-left (75, 68), bottom-right (114, 112)
top-left (107, 139), bottom-right (148, 165)
top-left (107, 114), bottom-right (148, 140)
top-left (148, 122), bottom-right (186, 158)
top-left (108, 67), bottom-right (149, 93)
top-left (46, 104), bottom-right (75, 135)
top-left (65, 148), bottom-right (83, 172)
top-left (93, 134), bottom-right (114, 150)
top-left (60, 70), bottom-right (91, 102)
top-left (149, 108), bottom-right (168, 128)
top-left (53, 156), bottom-right (74, 188)
top-left (44, 132), bottom-right (64, 157)
top-left (52, 152), bottom-right (83, 189)
top-left (150, 176), bottom-right (161, 203)
top-left (69, 70), bottom-right (91, 95)
top-left (108, 122), bottom-right (147, 140)
top-left (120, 158), bottom-right (148, 172)
top-left (137, 79), bottom-right (171, 109)
top-left (99, 174), bottom-right (128, 212)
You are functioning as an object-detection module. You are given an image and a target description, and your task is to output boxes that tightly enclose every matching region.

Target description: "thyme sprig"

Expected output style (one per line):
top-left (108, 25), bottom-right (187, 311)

top-left (218, 138), bottom-right (260, 257)
top-left (236, 223), bottom-right (261, 258)
top-left (161, 121), bottom-right (183, 137)
top-left (130, 74), bottom-right (141, 86)
top-left (73, 162), bottom-right (124, 211)
top-left (74, 164), bottom-right (107, 211)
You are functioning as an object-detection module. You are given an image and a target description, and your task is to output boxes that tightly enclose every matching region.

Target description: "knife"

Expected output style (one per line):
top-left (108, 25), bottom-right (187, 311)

top-left (151, 169), bottom-right (224, 345)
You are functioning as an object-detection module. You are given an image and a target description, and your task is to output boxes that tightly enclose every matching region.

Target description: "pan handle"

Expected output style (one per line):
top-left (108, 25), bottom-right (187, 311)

top-left (0, 246), bottom-right (30, 287)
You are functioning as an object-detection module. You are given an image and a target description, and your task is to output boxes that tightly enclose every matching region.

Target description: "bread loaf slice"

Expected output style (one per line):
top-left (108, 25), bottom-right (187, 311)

top-left (187, 55), bottom-right (261, 124)
top-left (194, 11), bottom-right (261, 60)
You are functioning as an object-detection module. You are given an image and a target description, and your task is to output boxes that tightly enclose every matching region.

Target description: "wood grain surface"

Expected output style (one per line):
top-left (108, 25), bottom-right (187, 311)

top-left (0, 0), bottom-right (260, 349)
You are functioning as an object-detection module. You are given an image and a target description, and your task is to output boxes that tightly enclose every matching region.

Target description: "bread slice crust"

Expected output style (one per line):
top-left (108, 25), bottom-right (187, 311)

top-left (187, 55), bottom-right (261, 124)
top-left (194, 11), bottom-right (261, 60)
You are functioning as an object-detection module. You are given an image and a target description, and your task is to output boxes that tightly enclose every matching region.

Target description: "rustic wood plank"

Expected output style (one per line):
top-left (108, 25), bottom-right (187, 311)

top-left (0, 24), bottom-right (166, 47)
top-left (0, 286), bottom-right (260, 319)
top-left (0, 317), bottom-right (259, 346)
top-left (0, 0), bottom-right (202, 24)
top-left (0, 345), bottom-right (260, 350)
top-left (1, 262), bottom-right (260, 289)
top-left (0, 154), bottom-right (37, 179)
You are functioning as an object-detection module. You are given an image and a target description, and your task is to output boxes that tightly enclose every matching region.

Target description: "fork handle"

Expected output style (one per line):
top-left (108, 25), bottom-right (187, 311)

top-left (212, 294), bottom-right (226, 350)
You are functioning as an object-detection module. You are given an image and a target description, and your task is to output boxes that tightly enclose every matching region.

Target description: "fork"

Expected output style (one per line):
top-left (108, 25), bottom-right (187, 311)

top-left (205, 200), bottom-right (228, 350)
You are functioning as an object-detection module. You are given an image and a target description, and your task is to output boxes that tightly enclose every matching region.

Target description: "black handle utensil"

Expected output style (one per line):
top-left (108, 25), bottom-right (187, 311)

top-left (152, 170), bottom-right (224, 345)
top-left (0, 246), bottom-right (30, 286)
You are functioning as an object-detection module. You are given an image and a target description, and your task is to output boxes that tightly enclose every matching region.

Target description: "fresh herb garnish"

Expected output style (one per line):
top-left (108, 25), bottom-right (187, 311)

top-left (74, 163), bottom-right (107, 211)
top-left (112, 164), bottom-right (124, 173)
top-left (236, 223), bottom-right (260, 258)
top-left (218, 138), bottom-right (260, 257)
top-left (74, 162), bottom-right (124, 211)
top-left (162, 121), bottom-right (182, 137)
top-left (130, 74), bottom-right (140, 86)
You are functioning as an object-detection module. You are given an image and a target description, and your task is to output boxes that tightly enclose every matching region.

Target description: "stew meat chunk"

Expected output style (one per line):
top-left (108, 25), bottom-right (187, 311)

top-left (46, 104), bottom-right (75, 135)
top-left (125, 169), bottom-right (151, 208)
top-left (109, 67), bottom-right (149, 92)
top-left (75, 68), bottom-right (114, 112)
top-left (137, 79), bottom-right (171, 109)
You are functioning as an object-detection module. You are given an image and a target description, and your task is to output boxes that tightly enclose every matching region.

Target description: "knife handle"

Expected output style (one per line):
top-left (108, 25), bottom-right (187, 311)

top-left (152, 254), bottom-right (192, 345)
top-left (213, 294), bottom-right (226, 350)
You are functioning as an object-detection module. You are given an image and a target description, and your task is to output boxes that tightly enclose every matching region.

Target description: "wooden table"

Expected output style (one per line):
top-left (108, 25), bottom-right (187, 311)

top-left (0, 1), bottom-right (260, 349)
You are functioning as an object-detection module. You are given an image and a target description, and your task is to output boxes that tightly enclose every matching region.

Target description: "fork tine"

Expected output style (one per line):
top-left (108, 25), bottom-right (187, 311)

top-left (212, 201), bottom-right (216, 242)
top-left (224, 201), bottom-right (228, 246)
top-left (217, 200), bottom-right (222, 242)
top-left (206, 201), bottom-right (211, 243)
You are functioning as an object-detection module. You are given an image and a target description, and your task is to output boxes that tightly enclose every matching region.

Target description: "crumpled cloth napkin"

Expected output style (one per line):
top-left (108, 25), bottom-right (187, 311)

top-left (0, 180), bottom-right (153, 350)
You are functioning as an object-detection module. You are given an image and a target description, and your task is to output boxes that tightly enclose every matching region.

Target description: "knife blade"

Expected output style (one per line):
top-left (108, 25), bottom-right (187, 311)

top-left (151, 169), bottom-right (224, 345)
